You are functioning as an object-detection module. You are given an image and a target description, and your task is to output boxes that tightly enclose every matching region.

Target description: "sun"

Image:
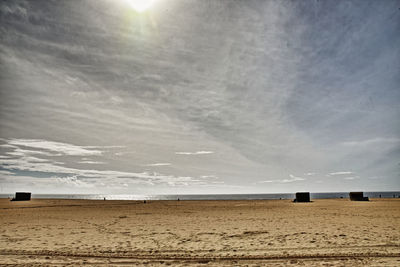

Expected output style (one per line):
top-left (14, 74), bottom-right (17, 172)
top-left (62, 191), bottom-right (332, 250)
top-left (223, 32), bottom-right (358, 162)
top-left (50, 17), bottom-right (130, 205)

top-left (126, 0), bottom-right (157, 12)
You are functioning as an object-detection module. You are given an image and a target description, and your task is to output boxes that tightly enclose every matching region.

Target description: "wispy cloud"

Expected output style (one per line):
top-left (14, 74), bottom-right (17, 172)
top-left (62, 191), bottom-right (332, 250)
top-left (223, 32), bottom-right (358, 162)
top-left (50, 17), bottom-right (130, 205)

top-left (328, 171), bottom-right (354, 176)
top-left (258, 180), bottom-right (274, 183)
top-left (343, 176), bottom-right (359, 180)
top-left (0, 144), bottom-right (18, 149)
top-left (0, 139), bottom-right (205, 187)
top-left (115, 152), bottom-right (136, 156)
top-left (341, 138), bottom-right (400, 147)
top-left (55, 176), bottom-right (94, 188)
top-left (78, 161), bottom-right (105, 164)
top-left (282, 174), bottom-right (306, 183)
top-left (257, 174), bottom-right (306, 184)
top-left (200, 175), bottom-right (218, 179)
top-left (175, 151), bottom-right (214, 155)
top-left (7, 139), bottom-right (103, 156)
top-left (6, 148), bottom-right (57, 157)
top-left (1, 156), bottom-right (196, 185)
top-left (144, 163), bottom-right (171, 166)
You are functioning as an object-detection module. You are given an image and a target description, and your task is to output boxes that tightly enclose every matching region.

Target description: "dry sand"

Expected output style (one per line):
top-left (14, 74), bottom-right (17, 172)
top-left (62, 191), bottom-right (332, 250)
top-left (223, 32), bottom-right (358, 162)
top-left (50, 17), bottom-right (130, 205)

top-left (0, 198), bottom-right (399, 266)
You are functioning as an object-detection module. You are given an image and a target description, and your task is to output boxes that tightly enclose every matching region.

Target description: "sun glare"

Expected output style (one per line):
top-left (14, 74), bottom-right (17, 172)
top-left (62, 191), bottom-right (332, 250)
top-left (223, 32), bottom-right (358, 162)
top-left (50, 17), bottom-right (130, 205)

top-left (126, 0), bottom-right (157, 12)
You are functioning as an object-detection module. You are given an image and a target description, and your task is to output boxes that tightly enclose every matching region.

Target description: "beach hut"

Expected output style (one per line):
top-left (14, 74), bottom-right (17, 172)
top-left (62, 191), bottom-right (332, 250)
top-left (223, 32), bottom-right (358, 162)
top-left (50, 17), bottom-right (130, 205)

top-left (11, 192), bottom-right (31, 201)
top-left (293, 192), bottom-right (310, 202)
top-left (349, 192), bottom-right (369, 201)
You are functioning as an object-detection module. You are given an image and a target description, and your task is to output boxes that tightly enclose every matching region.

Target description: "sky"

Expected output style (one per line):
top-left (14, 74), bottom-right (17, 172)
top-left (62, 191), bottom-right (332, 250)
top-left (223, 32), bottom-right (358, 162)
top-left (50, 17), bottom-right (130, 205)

top-left (0, 0), bottom-right (399, 194)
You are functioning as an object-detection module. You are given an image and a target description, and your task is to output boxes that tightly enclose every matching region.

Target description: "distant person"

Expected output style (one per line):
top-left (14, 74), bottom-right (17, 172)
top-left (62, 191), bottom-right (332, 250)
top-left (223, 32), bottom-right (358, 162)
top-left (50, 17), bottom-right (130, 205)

top-left (104, 197), bottom-right (106, 201)
top-left (379, 194), bottom-right (381, 198)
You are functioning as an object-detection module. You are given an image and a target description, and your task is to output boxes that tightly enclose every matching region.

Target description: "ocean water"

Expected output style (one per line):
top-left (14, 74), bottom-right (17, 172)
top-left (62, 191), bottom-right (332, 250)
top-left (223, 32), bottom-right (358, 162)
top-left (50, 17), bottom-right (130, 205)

top-left (1, 192), bottom-right (399, 200)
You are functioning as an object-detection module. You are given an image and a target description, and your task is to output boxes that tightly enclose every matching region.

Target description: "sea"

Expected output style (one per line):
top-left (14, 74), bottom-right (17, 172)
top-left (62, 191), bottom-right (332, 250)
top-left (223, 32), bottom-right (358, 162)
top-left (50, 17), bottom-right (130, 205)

top-left (1, 191), bottom-right (400, 200)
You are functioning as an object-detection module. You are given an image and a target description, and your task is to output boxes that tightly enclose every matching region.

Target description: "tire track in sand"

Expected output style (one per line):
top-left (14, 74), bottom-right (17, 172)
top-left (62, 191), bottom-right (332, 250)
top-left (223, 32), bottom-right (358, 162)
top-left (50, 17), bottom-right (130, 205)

top-left (0, 248), bottom-right (399, 263)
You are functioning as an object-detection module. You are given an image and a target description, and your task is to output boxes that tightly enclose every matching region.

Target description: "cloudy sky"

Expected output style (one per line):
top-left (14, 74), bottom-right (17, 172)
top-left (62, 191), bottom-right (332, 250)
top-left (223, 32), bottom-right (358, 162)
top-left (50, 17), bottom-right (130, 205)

top-left (0, 0), bottom-right (399, 194)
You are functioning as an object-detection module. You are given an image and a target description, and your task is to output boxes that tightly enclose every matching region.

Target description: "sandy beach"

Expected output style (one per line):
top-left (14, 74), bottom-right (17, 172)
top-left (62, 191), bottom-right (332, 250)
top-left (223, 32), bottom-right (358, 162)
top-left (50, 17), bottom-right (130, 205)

top-left (0, 198), bottom-right (399, 266)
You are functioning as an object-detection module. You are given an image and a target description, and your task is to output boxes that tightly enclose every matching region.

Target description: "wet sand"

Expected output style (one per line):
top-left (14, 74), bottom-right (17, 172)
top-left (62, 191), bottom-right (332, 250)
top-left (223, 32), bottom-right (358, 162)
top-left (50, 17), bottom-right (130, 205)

top-left (0, 198), bottom-right (399, 266)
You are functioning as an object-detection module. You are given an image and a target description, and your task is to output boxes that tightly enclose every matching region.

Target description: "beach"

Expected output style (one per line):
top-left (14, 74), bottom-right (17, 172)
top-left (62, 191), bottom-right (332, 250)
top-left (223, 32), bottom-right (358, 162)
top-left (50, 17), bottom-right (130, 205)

top-left (0, 198), bottom-right (399, 266)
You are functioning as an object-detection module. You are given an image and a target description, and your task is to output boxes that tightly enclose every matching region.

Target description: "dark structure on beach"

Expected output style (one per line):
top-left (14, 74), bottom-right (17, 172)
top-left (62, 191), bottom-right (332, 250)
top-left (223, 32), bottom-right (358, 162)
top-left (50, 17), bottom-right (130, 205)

top-left (349, 192), bottom-right (369, 201)
top-left (293, 192), bottom-right (310, 202)
top-left (11, 192), bottom-right (31, 201)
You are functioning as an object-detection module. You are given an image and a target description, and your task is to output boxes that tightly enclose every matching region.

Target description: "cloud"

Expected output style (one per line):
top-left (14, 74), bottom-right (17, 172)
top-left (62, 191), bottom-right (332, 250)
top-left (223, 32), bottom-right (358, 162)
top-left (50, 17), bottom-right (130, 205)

top-left (343, 176), bottom-right (359, 180)
top-left (55, 176), bottom-right (94, 188)
top-left (258, 180), bottom-right (274, 183)
top-left (210, 181), bottom-right (224, 184)
top-left (175, 151), bottom-right (214, 155)
top-left (282, 174), bottom-right (306, 183)
top-left (257, 174), bottom-right (305, 184)
top-left (328, 171), bottom-right (354, 176)
top-left (200, 175), bottom-right (218, 179)
top-left (341, 138), bottom-right (400, 147)
top-left (166, 176), bottom-right (201, 187)
top-left (115, 152), bottom-right (136, 156)
top-left (6, 139), bottom-right (103, 156)
top-left (6, 148), bottom-right (57, 157)
top-left (0, 154), bottom-right (197, 185)
top-left (78, 161), bottom-right (105, 164)
top-left (0, 144), bottom-right (18, 149)
top-left (144, 163), bottom-right (171, 166)
top-left (0, 140), bottom-right (203, 187)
